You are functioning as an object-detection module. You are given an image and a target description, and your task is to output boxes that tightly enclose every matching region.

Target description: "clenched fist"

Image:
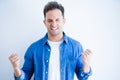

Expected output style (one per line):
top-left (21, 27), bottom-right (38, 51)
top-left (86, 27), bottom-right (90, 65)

top-left (9, 54), bottom-right (21, 77)
top-left (82, 49), bottom-right (93, 72)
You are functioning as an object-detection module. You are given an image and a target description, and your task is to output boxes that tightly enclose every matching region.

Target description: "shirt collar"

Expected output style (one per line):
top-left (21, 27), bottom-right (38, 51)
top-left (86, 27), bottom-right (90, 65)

top-left (42, 32), bottom-right (68, 45)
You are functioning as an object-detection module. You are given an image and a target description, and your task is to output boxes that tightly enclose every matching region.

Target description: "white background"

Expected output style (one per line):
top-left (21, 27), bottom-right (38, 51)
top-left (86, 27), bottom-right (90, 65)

top-left (0, 0), bottom-right (120, 80)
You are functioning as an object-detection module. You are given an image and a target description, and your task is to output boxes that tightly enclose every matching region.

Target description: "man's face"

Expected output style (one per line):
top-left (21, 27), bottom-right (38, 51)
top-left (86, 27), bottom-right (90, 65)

top-left (44, 9), bottom-right (65, 37)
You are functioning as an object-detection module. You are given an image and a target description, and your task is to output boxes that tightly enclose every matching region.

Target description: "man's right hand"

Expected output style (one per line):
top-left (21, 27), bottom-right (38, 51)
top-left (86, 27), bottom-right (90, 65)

top-left (9, 54), bottom-right (21, 77)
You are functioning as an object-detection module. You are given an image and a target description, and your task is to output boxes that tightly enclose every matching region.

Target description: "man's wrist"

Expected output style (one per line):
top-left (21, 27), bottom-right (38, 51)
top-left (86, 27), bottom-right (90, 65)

top-left (83, 64), bottom-right (90, 72)
top-left (14, 67), bottom-right (21, 77)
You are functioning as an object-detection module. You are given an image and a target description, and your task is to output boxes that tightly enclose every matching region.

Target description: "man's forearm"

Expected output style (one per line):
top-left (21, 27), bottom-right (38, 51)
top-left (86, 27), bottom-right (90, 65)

top-left (14, 68), bottom-right (21, 77)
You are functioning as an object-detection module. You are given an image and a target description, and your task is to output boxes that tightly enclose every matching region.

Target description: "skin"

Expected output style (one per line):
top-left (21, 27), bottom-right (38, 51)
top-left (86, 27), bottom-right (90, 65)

top-left (8, 9), bottom-right (92, 78)
top-left (9, 54), bottom-right (21, 77)
top-left (43, 9), bottom-right (66, 42)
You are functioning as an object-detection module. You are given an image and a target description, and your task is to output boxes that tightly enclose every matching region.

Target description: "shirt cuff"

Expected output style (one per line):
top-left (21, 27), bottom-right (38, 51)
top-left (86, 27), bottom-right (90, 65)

top-left (80, 67), bottom-right (92, 78)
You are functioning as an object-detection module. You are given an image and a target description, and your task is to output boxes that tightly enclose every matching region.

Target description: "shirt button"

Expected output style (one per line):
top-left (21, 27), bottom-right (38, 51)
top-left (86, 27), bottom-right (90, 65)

top-left (46, 60), bottom-right (49, 62)
top-left (46, 71), bottom-right (48, 74)
top-left (48, 49), bottom-right (50, 51)
top-left (81, 72), bottom-right (84, 77)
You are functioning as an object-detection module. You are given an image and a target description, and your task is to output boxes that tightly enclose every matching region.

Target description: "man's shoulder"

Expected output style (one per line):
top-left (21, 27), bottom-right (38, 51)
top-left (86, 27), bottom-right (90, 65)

top-left (29, 35), bottom-right (47, 48)
top-left (66, 36), bottom-right (81, 45)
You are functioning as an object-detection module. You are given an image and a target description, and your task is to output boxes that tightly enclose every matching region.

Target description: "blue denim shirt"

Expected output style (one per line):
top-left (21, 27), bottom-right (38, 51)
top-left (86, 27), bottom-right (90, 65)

top-left (15, 32), bottom-right (92, 80)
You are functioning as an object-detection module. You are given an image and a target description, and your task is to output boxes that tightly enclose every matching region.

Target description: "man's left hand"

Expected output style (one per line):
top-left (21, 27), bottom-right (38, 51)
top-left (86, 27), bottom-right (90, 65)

top-left (82, 49), bottom-right (93, 72)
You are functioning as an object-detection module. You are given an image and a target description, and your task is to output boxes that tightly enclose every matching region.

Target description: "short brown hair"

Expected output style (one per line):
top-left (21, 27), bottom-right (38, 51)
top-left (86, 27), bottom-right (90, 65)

top-left (43, 1), bottom-right (64, 18)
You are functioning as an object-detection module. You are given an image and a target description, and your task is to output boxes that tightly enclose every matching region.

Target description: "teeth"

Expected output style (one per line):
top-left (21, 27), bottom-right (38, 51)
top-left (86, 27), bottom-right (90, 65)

top-left (51, 27), bottom-right (57, 30)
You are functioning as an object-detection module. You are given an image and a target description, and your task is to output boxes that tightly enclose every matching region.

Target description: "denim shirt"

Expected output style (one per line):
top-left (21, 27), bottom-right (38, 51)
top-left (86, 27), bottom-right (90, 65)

top-left (15, 32), bottom-right (92, 80)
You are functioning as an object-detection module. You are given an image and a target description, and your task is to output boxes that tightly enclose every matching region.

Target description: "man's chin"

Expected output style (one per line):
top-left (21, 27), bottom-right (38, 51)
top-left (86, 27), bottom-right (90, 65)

top-left (50, 32), bottom-right (60, 36)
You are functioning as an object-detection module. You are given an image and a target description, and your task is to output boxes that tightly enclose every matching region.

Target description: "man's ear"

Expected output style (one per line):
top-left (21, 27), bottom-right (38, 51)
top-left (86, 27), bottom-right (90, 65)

top-left (43, 19), bottom-right (46, 25)
top-left (43, 19), bottom-right (47, 28)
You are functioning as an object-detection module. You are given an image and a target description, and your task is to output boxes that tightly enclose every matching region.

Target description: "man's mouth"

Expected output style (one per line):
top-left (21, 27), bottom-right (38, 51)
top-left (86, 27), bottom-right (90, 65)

top-left (51, 27), bottom-right (58, 30)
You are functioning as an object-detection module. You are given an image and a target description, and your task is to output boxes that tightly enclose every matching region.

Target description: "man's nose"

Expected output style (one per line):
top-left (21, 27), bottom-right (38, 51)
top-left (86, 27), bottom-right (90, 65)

top-left (51, 21), bottom-right (57, 27)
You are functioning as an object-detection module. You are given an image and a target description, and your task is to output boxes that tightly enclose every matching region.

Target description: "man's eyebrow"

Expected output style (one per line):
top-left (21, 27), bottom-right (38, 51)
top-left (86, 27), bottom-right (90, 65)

top-left (47, 18), bottom-right (61, 20)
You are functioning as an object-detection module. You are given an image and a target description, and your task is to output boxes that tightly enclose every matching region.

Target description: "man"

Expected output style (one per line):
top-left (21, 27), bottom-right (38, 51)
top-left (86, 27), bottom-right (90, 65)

top-left (9, 1), bottom-right (92, 80)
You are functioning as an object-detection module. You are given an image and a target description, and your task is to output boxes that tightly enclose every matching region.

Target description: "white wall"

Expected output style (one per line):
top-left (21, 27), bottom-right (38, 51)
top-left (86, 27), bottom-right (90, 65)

top-left (0, 0), bottom-right (120, 80)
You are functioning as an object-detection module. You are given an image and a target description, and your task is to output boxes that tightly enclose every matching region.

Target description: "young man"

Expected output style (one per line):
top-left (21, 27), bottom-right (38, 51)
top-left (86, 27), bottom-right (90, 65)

top-left (9, 1), bottom-right (92, 80)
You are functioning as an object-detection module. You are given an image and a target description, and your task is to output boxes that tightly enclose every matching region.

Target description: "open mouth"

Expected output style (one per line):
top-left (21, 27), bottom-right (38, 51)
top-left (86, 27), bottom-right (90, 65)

top-left (51, 27), bottom-right (58, 31)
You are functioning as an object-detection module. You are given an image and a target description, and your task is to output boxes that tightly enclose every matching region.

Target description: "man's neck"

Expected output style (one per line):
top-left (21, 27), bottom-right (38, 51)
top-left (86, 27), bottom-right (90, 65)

top-left (48, 33), bottom-right (63, 42)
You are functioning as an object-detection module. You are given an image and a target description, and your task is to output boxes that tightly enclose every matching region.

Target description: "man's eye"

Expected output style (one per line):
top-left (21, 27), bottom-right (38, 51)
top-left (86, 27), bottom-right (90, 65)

top-left (47, 20), bottom-right (52, 22)
top-left (56, 19), bottom-right (60, 22)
